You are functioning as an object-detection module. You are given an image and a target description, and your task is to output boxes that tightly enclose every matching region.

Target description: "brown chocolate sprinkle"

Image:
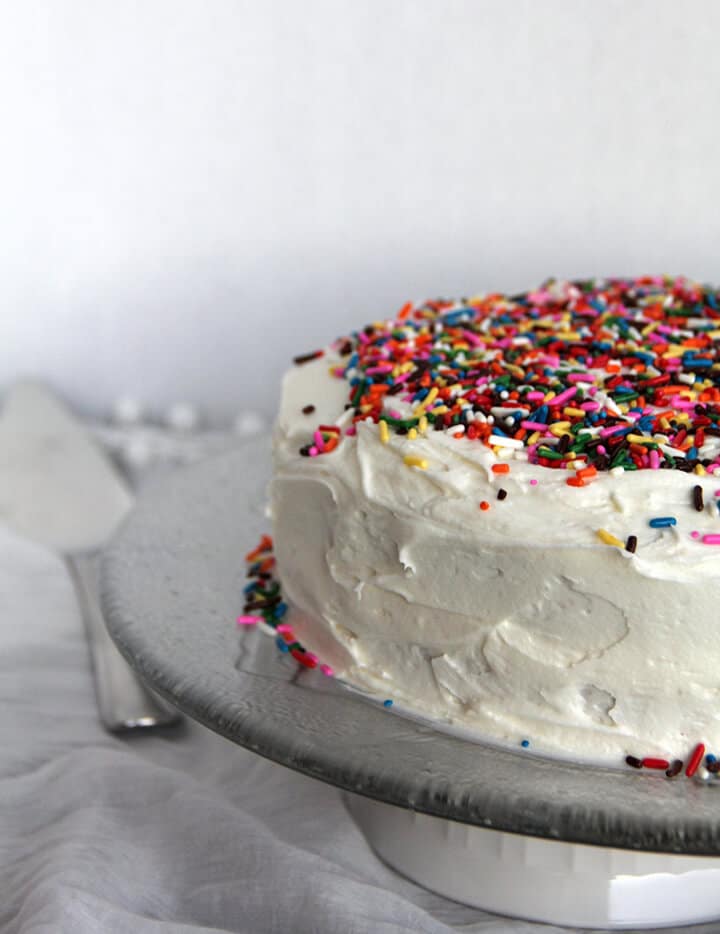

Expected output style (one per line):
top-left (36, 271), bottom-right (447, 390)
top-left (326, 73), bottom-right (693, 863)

top-left (302, 404), bottom-right (316, 415)
top-left (293, 349), bottom-right (323, 365)
top-left (665, 759), bottom-right (683, 778)
top-left (497, 488), bottom-right (508, 501)
top-left (625, 535), bottom-right (638, 554)
top-left (625, 755), bottom-right (643, 769)
top-left (693, 484), bottom-right (704, 512)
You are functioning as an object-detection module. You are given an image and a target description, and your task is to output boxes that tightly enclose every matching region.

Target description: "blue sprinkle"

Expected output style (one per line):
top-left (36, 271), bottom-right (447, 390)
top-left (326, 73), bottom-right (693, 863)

top-left (688, 446), bottom-right (698, 460)
top-left (383, 699), bottom-right (394, 708)
top-left (707, 754), bottom-right (717, 765)
top-left (521, 739), bottom-right (530, 748)
top-left (243, 581), bottom-right (259, 594)
top-left (273, 603), bottom-right (288, 619)
top-left (649, 516), bottom-right (677, 528)
top-left (275, 637), bottom-right (290, 653)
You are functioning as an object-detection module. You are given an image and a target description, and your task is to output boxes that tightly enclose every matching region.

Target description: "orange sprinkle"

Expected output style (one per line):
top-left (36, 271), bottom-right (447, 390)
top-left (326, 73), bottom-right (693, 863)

top-left (492, 464), bottom-right (510, 474)
top-left (577, 465), bottom-right (598, 481)
top-left (479, 501), bottom-right (490, 511)
top-left (566, 477), bottom-right (585, 487)
top-left (245, 534), bottom-right (273, 563)
top-left (397, 301), bottom-right (413, 320)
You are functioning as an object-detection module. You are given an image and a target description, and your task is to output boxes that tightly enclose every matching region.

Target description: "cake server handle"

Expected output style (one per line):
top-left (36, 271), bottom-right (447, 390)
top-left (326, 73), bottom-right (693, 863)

top-left (67, 553), bottom-right (182, 732)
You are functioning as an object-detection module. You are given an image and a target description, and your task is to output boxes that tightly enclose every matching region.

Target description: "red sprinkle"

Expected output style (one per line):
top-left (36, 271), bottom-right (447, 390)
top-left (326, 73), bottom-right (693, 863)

top-left (291, 648), bottom-right (318, 669)
top-left (685, 742), bottom-right (706, 778)
top-left (641, 757), bottom-right (670, 770)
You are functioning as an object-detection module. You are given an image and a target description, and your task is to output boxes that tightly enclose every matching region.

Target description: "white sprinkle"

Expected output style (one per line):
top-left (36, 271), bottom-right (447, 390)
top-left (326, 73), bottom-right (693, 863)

top-left (609, 466), bottom-right (625, 477)
top-left (489, 435), bottom-right (524, 449)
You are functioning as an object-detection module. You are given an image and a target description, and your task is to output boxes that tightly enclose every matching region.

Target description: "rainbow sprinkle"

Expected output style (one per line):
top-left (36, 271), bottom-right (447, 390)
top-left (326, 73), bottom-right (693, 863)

top-left (296, 276), bottom-right (720, 478)
top-left (242, 534), bottom-right (331, 673)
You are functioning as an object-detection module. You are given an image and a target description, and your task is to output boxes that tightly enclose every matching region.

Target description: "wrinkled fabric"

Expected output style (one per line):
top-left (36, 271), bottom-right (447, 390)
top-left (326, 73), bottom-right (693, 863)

top-left (1, 524), bottom-right (565, 934)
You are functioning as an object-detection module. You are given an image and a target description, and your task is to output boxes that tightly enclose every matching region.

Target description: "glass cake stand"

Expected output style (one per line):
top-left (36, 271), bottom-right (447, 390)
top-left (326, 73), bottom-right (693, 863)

top-left (101, 437), bottom-right (720, 929)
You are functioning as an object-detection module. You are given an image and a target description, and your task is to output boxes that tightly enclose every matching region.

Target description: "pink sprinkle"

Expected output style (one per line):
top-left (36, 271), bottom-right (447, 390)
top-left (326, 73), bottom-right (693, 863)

top-left (580, 401), bottom-right (600, 412)
top-left (691, 531), bottom-right (701, 539)
top-left (715, 489), bottom-right (720, 497)
top-left (600, 425), bottom-right (628, 438)
top-left (309, 446), bottom-right (319, 457)
top-left (549, 387), bottom-right (578, 407)
top-left (566, 373), bottom-right (591, 383)
top-left (237, 615), bottom-right (263, 626)
top-left (670, 395), bottom-right (695, 410)
top-left (521, 420), bottom-right (550, 431)
top-left (462, 329), bottom-right (482, 347)
top-left (313, 430), bottom-right (325, 451)
top-left (649, 449), bottom-right (660, 469)
top-left (702, 534), bottom-right (720, 545)
top-left (276, 623), bottom-right (293, 634)
top-left (320, 663), bottom-right (334, 677)
top-left (388, 409), bottom-right (403, 419)
top-left (529, 478), bottom-right (538, 486)
top-left (345, 425), bottom-right (357, 436)
top-left (597, 445), bottom-right (607, 456)
top-left (525, 391), bottom-right (546, 402)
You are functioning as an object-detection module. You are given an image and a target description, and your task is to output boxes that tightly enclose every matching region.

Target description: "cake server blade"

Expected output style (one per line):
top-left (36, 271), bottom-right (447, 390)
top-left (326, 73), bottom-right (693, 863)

top-left (0, 381), bottom-right (181, 732)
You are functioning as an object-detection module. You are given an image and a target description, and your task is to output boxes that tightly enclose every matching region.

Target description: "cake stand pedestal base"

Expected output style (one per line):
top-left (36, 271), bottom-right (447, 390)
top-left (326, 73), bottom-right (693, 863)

top-left (345, 794), bottom-right (720, 929)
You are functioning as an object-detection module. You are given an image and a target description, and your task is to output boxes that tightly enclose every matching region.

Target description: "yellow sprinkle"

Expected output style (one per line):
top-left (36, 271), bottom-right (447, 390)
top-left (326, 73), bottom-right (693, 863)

top-left (328, 366), bottom-right (337, 377)
top-left (641, 321), bottom-right (659, 337)
top-left (695, 464), bottom-right (707, 476)
top-left (414, 386), bottom-right (438, 417)
top-left (549, 421), bottom-right (571, 438)
top-left (418, 415), bottom-right (428, 435)
top-left (660, 417), bottom-right (671, 431)
top-left (544, 391), bottom-right (556, 402)
top-left (379, 420), bottom-right (389, 444)
top-left (433, 405), bottom-right (449, 415)
top-left (563, 407), bottom-right (585, 417)
top-left (626, 434), bottom-right (653, 445)
top-left (596, 529), bottom-right (624, 548)
top-left (407, 428), bottom-right (418, 440)
top-left (404, 455), bottom-right (428, 470)
top-left (528, 430), bottom-right (541, 445)
top-left (359, 404), bottom-right (372, 414)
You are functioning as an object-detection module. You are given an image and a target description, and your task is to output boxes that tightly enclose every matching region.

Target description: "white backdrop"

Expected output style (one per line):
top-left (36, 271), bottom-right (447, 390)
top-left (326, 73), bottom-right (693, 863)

top-left (1, 0), bottom-right (719, 420)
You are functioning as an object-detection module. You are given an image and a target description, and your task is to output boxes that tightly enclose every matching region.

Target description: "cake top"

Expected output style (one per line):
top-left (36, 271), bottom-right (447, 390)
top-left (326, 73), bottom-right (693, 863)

top-left (296, 275), bottom-right (720, 480)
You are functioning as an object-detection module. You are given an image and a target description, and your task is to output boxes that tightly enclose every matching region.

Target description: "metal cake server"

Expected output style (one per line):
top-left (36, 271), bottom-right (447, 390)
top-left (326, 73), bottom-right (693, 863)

top-left (0, 381), bottom-right (181, 732)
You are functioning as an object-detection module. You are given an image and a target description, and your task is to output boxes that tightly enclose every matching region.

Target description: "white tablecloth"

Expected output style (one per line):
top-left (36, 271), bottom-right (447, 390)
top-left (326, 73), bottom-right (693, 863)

top-left (1, 426), bottom-right (708, 934)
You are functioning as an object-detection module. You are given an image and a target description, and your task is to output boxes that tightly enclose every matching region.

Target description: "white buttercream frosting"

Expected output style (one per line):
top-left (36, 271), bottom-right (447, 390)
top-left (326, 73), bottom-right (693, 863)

top-left (270, 351), bottom-right (720, 766)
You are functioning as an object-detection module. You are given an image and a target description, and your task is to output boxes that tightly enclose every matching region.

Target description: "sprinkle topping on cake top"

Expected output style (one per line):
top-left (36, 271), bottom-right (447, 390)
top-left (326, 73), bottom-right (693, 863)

top-left (298, 276), bottom-right (720, 476)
